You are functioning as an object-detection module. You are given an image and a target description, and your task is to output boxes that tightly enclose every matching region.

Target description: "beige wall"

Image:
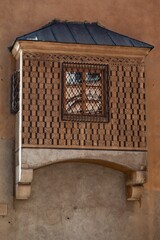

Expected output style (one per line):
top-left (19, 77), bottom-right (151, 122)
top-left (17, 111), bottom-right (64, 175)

top-left (0, 0), bottom-right (160, 239)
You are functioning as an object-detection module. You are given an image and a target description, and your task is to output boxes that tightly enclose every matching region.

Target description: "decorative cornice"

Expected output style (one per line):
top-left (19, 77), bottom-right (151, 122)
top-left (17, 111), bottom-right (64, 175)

top-left (23, 51), bottom-right (144, 67)
top-left (12, 40), bottom-right (151, 60)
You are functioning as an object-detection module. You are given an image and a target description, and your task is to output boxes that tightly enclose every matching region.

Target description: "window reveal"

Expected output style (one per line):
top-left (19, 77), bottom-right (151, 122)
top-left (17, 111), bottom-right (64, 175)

top-left (62, 63), bottom-right (108, 122)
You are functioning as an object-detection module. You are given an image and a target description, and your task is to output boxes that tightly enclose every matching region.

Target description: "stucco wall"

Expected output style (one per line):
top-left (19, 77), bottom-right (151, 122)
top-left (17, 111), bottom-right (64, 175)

top-left (0, 0), bottom-right (160, 239)
top-left (1, 161), bottom-right (160, 240)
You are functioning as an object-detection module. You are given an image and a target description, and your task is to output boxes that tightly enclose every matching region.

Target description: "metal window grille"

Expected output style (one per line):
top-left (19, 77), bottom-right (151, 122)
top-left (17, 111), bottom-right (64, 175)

top-left (62, 63), bottom-right (108, 122)
top-left (11, 71), bottom-right (20, 113)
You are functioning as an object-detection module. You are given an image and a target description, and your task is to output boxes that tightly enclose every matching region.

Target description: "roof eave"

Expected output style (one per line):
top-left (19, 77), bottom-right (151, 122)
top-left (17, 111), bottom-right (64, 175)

top-left (11, 40), bottom-right (153, 59)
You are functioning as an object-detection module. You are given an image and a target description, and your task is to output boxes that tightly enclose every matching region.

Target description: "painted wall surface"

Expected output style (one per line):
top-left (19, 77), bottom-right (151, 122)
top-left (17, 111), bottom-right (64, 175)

top-left (0, 0), bottom-right (160, 239)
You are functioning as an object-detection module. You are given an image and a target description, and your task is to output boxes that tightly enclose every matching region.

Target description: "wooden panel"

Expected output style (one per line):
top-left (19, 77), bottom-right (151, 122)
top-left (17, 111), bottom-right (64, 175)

top-left (22, 52), bottom-right (146, 150)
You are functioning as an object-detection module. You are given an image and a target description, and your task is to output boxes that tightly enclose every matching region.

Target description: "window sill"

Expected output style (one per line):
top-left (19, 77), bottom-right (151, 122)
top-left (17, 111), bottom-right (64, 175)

top-left (62, 114), bottom-right (109, 123)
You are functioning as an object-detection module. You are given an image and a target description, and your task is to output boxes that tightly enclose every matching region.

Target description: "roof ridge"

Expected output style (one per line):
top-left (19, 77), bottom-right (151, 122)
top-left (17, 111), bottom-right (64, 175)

top-left (43, 19), bottom-right (99, 27)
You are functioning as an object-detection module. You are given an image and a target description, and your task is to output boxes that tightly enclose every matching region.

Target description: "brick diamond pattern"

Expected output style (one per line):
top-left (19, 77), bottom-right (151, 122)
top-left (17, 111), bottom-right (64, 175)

top-left (22, 53), bottom-right (146, 150)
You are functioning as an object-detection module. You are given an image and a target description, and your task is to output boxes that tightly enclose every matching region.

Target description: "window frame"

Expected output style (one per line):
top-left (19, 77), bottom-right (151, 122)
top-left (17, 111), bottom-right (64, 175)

top-left (61, 62), bottom-right (109, 122)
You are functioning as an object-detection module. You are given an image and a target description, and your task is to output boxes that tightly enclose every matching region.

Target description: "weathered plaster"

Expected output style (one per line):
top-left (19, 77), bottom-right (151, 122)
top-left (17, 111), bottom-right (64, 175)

top-left (1, 162), bottom-right (160, 240)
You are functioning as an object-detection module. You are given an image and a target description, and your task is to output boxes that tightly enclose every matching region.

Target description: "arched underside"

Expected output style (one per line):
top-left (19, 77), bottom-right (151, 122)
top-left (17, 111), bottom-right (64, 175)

top-left (15, 148), bottom-right (147, 200)
top-left (21, 148), bottom-right (147, 171)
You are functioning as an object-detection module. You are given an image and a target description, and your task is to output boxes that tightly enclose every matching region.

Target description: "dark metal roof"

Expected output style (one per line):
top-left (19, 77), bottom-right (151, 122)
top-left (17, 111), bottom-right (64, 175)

top-left (12, 20), bottom-right (154, 49)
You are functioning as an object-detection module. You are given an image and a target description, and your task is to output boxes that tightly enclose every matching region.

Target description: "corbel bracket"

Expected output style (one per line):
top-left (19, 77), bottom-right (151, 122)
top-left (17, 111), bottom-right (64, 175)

top-left (126, 171), bottom-right (147, 201)
top-left (16, 168), bottom-right (33, 199)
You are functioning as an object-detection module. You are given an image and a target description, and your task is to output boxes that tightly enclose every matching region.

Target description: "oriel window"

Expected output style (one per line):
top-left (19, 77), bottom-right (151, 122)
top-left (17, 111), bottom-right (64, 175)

top-left (62, 63), bottom-right (108, 122)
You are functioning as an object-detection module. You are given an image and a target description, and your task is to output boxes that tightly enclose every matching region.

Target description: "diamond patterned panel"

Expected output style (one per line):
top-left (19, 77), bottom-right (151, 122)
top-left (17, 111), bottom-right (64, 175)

top-left (22, 52), bottom-right (146, 150)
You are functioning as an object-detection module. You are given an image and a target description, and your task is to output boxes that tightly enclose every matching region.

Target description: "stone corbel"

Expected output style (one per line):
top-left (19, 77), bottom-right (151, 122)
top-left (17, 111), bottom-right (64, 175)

top-left (16, 168), bottom-right (33, 199)
top-left (15, 169), bottom-right (147, 201)
top-left (126, 171), bottom-right (147, 201)
top-left (14, 147), bottom-right (147, 200)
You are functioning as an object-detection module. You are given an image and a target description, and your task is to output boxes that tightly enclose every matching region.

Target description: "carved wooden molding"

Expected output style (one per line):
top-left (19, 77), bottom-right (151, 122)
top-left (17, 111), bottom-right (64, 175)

top-left (23, 51), bottom-right (144, 67)
top-left (12, 40), bottom-right (151, 59)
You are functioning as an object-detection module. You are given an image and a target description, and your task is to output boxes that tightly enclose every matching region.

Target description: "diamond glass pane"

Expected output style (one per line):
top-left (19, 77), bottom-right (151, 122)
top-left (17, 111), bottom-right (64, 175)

top-left (66, 71), bottom-right (82, 113)
top-left (85, 72), bottom-right (102, 114)
top-left (62, 63), bottom-right (106, 121)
